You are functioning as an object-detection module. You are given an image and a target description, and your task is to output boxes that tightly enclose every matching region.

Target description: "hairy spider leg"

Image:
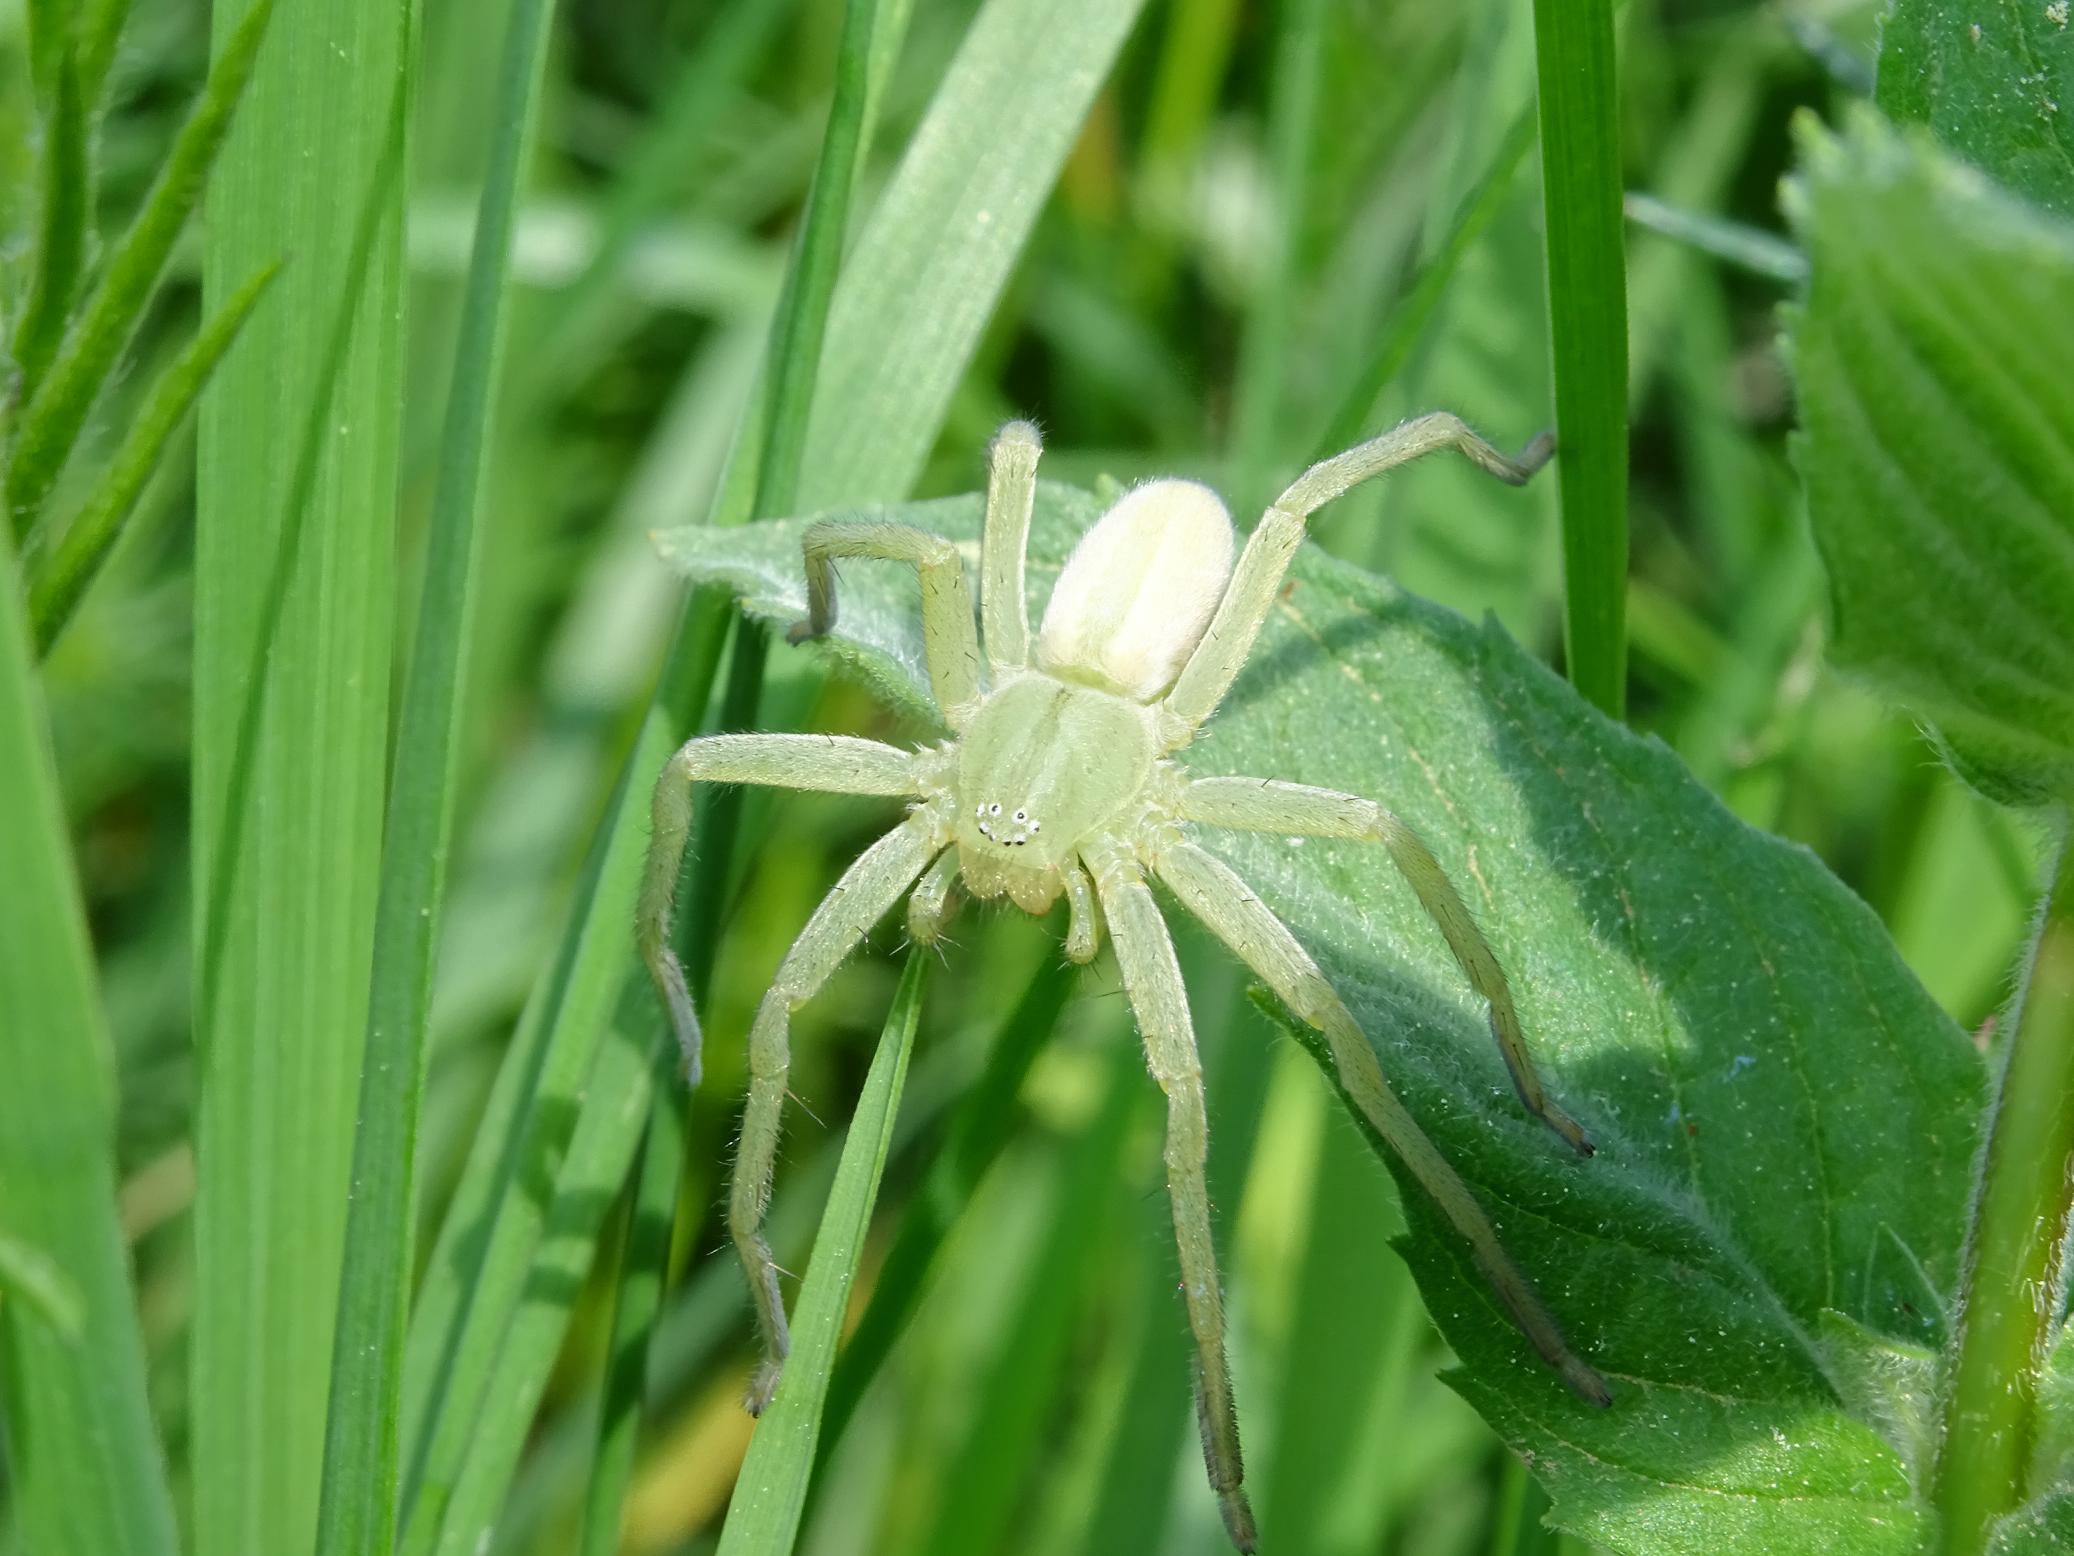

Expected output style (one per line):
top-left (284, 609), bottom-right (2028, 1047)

top-left (789, 521), bottom-right (984, 727)
top-left (1087, 841), bottom-right (1258, 1554)
top-left (981, 419), bottom-right (1043, 674)
top-left (1158, 414), bottom-right (1554, 747)
top-left (1150, 838), bottom-right (1612, 1408)
top-left (732, 810), bottom-right (947, 1413)
top-left (1061, 859), bottom-right (1101, 964)
top-left (638, 733), bottom-right (920, 1083)
top-left (907, 846), bottom-right (962, 947)
top-left (1182, 777), bottom-right (1593, 1156)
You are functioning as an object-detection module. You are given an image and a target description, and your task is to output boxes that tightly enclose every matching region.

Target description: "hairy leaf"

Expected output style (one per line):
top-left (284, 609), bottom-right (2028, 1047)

top-left (1786, 112), bottom-right (2074, 805)
top-left (1877, 0), bottom-right (2074, 218)
top-left (655, 473), bottom-right (1983, 1554)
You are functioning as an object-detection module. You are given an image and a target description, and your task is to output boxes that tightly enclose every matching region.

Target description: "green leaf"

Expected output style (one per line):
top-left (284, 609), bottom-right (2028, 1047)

top-left (6, 0), bottom-right (275, 542)
top-left (655, 470), bottom-right (1985, 1555)
top-left (1877, 0), bottom-right (2074, 219)
top-left (0, 509), bottom-right (176, 1556)
top-left (29, 260), bottom-right (281, 655)
top-left (188, 0), bottom-right (413, 1551)
top-left (312, 0), bottom-right (556, 1545)
top-left (716, 952), bottom-right (930, 1556)
top-left (1987, 1492), bottom-right (2074, 1556)
top-left (1531, 0), bottom-right (1631, 717)
top-left (1785, 111), bottom-right (2074, 805)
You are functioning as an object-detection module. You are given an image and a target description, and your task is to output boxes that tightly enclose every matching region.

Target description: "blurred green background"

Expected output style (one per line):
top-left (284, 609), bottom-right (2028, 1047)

top-left (11, 0), bottom-right (2038, 1551)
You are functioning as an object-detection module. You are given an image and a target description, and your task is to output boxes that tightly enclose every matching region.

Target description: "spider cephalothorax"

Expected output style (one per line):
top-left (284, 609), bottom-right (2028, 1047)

top-left (638, 415), bottom-right (1607, 1553)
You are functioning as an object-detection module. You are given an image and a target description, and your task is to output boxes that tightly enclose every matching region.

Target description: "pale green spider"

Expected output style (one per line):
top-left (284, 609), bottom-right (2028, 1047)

top-left (638, 414), bottom-right (1609, 1552)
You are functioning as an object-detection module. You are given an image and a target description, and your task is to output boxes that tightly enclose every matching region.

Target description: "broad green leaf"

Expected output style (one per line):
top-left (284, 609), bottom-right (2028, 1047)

top-left (1785, 112), bottom-right (2074, 806)
top-left (1877, 0), bottom-right (2074, 218)
top-left (655, 473), bottom-right (1984, 1555)
top-left (0, 513), bottom-right (175, 1555)
top-left (716, 953), bottom-right (930, 1556)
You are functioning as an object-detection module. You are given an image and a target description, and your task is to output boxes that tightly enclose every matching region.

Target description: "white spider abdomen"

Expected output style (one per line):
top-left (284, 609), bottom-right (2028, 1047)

top-left (1035, 479), bottom-right (1235, 701)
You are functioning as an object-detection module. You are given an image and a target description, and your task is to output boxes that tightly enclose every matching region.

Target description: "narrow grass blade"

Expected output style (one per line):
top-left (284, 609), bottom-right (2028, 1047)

top-left (797, 0), bottom-right (1153, 507)
top-left (917, 1042), bottom-right (1139, 1556)
top-left (1531, 0), bottom-right (1629, 717)
top-left (9, 46), bottom-right (90, 407)
top-left (1313, 103), bottom-right (1536, 459)
top-left (312, 0), bottom-right (555, 1549)
top-left (1231, 0), bottom-right (1326, 503)
top-left (0, 1233), bottom-right (83, 1339)
top-left (716, 953), bottom-right (930, 1556)
top-left (574, 1050), bottom-right (689, 1556)
top-left (6, 0), bottom-right (275, 542)
top-left (188, 3), bottom-right (414, 1552)
top-left (29, 260), bottom-right (281, 654)
top-left (810, 960), bottom-right (1072, 1467)
top-left (0, 522), bottom-right (176, 1555)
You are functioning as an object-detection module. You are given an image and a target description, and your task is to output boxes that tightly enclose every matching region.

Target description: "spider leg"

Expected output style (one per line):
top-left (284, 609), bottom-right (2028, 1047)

top-left (1180, 775), bottom-right (1593, 1156)
top-left (981, 419), bottom-right (1042, 676)
top-left (1086, 844), bottom-right (1257, 1553)
top-left (1158, 415), bottom-right (1551, 747)
top-left (1062, 858), bottom-right (1100, 964)
top-left (638, 732), bottom-right (921, 1085)
top-left (731, 809), bottom-right (946, 1413)
top-left (907, 846), bottom-right (962, 947)
top-left (788, 520), bottom-right (985, 728)
top-left (1151, 837), bottom-right (1611, 1408)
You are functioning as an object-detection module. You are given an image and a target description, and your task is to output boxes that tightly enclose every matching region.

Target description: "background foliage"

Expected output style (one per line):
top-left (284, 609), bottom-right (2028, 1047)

top-left (2, 1), bottom-right (2069, 1554)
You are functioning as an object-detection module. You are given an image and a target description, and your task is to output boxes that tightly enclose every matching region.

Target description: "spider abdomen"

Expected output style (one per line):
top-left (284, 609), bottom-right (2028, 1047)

top-left (954, 673), bottom-right (1156, 910)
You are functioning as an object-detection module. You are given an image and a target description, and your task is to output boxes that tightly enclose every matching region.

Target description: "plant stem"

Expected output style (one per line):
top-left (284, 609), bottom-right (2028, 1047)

top-left (1934, 824), bottom-right (2074, 1554)
top-left (1531, 0), bottom-right (1629, 719)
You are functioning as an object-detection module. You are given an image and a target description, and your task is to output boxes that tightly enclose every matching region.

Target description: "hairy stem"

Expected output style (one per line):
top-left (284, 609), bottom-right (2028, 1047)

top-left (1934, 825), bottom-right (2074, 1554)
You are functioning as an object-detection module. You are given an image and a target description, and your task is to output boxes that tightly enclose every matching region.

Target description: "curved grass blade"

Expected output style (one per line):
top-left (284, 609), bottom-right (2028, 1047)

top-left (716, 952), bottom-right (930, 1556)
top-left (0, 515), bottom-right (176, 1556)
top-left (9, 46), bottom-right (90, 408)
top-left (1530, 0), bottom-right (1629, 717)
top-left (6, 0), bottom-right (276, 543)
top-left (0, 1232), bottom-right (84, 1340)
top-left (29, 260), bottom-right (281, 655)
top-left (310, 0), bottom-right (557, 1548)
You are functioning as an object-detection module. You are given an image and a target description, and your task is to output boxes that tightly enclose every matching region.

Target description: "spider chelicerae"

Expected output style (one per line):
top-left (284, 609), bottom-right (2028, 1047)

top-left (638, 414), bottom-right (1610, 1552)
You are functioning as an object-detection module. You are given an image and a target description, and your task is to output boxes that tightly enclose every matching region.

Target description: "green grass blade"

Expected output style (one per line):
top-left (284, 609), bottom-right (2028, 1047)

top-left (716, 953), bottom-right (930, 1556)
top-left (574, 1053), bottom-right (688, 1556)
top-left (1313, 103), bottom-right (1536, 459)
top-left (797, 0), bottom-right (1153, 508)
top-left (28, 260), bottom-right (281, 655)
top-left (6, 0), bottom-right (275, 543)
top-left (0, 1233), bottom-right (84, 1340)
top-left (9, 46), bottom-right (90, 408)
top-left (1531, 0), bottom-right (1629, 717)
top-left (0, 511), bottom-right (177, 1556)
top-left (810, 962), bottom-right (1072, 1469)
top-left (311, 0), bottom-right (556, 1547)
top-left (188, 1), bottom-right (414, 1551)
top-left (78, 0), bottom-right (132, 108)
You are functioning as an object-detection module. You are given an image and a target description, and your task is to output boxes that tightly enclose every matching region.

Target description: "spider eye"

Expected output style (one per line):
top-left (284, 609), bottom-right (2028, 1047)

top-left (1013, 809), bottom-right (1027, 823)
top-left (990, 803), bottom-right (1002, 815)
